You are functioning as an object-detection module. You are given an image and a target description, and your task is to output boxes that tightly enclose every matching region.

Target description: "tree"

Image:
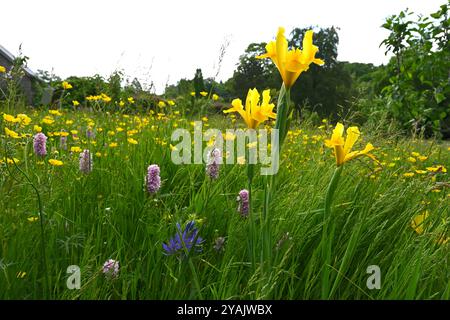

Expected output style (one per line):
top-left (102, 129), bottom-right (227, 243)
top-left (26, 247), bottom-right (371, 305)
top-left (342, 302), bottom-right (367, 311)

top-left (290, 26), bottom-right (339, 69)
top-left (165, 78), bottom-right (194, 98)
top-left (193, 68), bottom-right (205, 98)
top-left (230, 43), bottom-right (280, 100)
top-left (289, 26), bottom-right (353, 118)
top-left (379, 2), bottom-right (450, 137)
top-left (107, 71), bottom-right (123, 103)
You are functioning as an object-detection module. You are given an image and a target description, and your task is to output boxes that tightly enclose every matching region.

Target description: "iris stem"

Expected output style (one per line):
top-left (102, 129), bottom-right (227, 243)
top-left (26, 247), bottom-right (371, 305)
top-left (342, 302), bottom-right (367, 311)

top-left (321, 165), bottom-right (343, 299)
top-left (247, 161), bottom-right (256, 269)
top-left (262, 84), bottom-right (291, 278)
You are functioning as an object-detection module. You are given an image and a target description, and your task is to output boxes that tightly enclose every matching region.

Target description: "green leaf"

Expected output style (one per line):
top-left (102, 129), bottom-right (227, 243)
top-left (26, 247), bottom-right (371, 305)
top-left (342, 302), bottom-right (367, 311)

top-left (434, 92), bottom-right (445, 104)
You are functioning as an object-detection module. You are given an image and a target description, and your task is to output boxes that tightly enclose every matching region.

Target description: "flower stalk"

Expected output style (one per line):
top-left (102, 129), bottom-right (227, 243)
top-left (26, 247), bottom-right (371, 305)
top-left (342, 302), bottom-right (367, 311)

top-left (263, 84), bottom-right (291, 270)
top-left (320, 165), bottom-right (343, 299)
top-left (5, 147), bottom-right (49, 298)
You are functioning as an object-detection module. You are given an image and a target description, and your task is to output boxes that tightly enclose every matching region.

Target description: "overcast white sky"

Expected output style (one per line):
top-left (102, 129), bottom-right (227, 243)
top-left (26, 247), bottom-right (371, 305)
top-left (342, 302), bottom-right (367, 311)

top-left (1, 0), bottom-right (444, 93)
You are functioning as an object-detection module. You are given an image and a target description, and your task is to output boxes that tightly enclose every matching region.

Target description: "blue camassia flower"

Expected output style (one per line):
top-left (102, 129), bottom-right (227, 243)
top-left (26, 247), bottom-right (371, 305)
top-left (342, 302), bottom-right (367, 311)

top-left (163, 221), bottom-right (204, 256)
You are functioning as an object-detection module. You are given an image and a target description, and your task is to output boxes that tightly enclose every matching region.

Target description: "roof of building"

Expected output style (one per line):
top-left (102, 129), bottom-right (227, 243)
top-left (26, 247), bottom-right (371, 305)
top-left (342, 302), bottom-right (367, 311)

top-left (0, 44), bottom-right (39, 80)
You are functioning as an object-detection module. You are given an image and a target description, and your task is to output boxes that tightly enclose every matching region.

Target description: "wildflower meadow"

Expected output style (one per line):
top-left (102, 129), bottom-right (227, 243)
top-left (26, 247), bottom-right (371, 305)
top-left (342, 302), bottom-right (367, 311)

top-left (0, 1), bottom-right (449, 302)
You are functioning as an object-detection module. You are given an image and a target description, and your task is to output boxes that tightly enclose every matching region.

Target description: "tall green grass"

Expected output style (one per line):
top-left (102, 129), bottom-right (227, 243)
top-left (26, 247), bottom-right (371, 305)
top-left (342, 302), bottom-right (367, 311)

top-left (0, 108), bottom-right (448, 299)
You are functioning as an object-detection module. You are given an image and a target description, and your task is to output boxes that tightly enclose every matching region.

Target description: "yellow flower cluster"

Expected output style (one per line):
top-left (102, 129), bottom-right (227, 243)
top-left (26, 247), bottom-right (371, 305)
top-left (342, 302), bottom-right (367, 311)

top-left (86, 93), bottom-right (112, 103)
top-left (3, 113), bottom-right (32, 126)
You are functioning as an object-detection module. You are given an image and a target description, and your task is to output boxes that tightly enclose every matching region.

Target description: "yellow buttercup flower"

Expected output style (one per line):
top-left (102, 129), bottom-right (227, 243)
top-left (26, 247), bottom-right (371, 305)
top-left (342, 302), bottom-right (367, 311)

top-left (237, 156), bottom-right (246, 165)
top-left (0, 65), bottom-right (6, 73)
top-left (0, 157), bottom-right (20, 165)
top-left (200, 91), bottom-right (208, 97)
top-left (223, 132), bottom-right (236, 141)
top-left (128, 97), bottom-right (135, 104)
top-left (426, 165), bottom-right (447, 173)
top-left (127, 138), bottom-right (138, 145)
top-left (127, 129), bottom-right (138, 136)
top-left (324, 123), bottom-right (375, 166)
top-left (101, 93), bottom-right (111, 103)
top-left (62, 81), bottom-right (72, 90)
top-left (16, 114), bottom-right (32, 126)
top-left (212, 94), bottom-right (219, 101)
top-left (70, 146), bottom-right (82, 153)
top-left (42, 116), bottom-right (54, 125)
top-left (158, 101), bottom-right (166, 108)
top-left (72, 100), bottom-right (80, 106)
top-left (4, 127), bottom-right (21, 139)
top-left (168, 100), bottom-right (175, 106)
top-left (257, 27), bottom-right (324, 88)
top-left (190, 92), bottom-right (196, 97)
top-left (49, 110), bottom-right (62, 116)
top-left (223, 88), bottom-right (276, 129)
top-left (3, 114), bottom-right (18, 123)
top-left (48, 159), bottom-right (63, 166)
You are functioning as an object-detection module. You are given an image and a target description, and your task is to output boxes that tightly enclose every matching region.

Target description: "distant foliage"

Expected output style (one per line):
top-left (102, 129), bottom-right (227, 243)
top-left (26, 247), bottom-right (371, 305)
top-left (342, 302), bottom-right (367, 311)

top-left (379, 2), bottom-right (450, 137)
top-left (228, 43), bottom-right (280, 100)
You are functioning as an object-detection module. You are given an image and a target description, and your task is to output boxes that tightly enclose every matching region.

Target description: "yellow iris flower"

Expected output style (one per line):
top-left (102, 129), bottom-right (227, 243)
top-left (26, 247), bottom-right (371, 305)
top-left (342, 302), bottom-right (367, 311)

top-left (411, 211), bottom-right (429, 235)
top-left (223, 88), bottom-right (276, 129)
top-left (325, 123), bottom-right (375, 166)
top-left (257, 27), bottom-right (324, 88)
